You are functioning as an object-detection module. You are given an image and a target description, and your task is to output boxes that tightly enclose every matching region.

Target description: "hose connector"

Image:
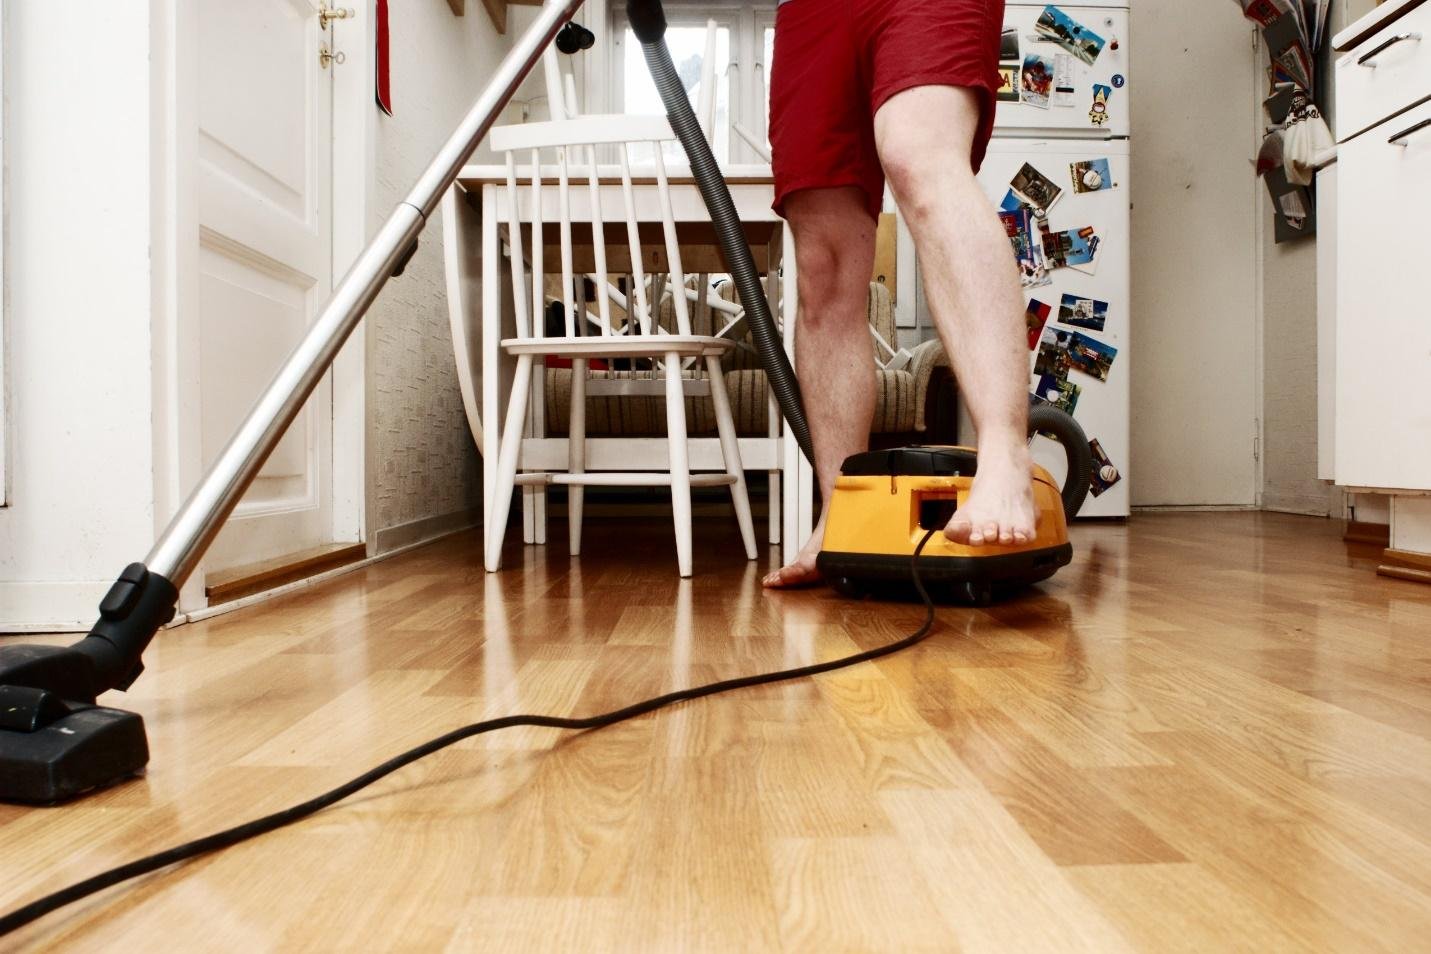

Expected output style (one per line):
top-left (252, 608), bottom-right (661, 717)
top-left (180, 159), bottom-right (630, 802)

top-left (626, 0), bottom-right (667, 43)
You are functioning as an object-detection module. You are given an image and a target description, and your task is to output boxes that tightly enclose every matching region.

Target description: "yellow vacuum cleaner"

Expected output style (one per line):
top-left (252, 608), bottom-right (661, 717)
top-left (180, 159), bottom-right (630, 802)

top-left (818, 405), bottom-right (1092, 604)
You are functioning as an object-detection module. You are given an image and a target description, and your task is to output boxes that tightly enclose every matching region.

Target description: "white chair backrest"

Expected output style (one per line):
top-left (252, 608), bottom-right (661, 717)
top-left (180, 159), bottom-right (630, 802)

top-left (488, 115), bottom-right (694, 343)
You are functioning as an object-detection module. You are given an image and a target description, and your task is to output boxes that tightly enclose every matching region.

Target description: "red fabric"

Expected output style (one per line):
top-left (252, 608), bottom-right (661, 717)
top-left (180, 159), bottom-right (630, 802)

top-left (375, 0), bottom-right (392, 116)
top-left (768, 0), bottom-right (1004, 222)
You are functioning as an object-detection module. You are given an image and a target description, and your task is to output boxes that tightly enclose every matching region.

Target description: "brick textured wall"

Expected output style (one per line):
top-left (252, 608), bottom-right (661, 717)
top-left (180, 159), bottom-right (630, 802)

top-left (367, 1), bottom-right (511, 547)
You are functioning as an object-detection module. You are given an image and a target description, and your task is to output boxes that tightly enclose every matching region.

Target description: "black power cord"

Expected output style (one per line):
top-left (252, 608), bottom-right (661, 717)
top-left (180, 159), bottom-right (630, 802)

top-left (0, 531), bottom-right (939, 938)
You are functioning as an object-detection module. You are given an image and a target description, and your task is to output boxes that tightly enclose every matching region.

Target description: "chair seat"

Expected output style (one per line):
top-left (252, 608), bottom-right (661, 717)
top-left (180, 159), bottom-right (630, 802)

top-left (502, 335), bottom-right (737, 359)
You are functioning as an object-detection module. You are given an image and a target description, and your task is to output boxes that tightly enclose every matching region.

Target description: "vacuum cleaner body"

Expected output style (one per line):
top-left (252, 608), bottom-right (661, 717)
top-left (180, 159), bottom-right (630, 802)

top-left (818, 446), bottom-right (1072, 602)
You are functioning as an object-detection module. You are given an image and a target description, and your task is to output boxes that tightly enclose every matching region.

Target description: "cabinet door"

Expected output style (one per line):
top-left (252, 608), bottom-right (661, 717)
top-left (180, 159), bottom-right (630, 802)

top-left (1335, 98), bottom-right (1431, 491)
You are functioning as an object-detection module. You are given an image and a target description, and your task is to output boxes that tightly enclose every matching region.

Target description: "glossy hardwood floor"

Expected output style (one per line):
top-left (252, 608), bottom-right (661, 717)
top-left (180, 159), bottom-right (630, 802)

top-left (4, 512), bottom-right (1431, 952)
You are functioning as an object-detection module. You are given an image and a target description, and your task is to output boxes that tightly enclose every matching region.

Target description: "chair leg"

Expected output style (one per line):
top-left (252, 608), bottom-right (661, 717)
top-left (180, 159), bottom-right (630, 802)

top-left (767, 390), bottom-right (781, 546)
top-left (663, 351), bottom-right (693, 577)
top-left (568, 358), bottom-right (587, 556)
top-left (485, 353), bottom-right (534, 572)
top-left (707, 356), bottom-right (757, 561)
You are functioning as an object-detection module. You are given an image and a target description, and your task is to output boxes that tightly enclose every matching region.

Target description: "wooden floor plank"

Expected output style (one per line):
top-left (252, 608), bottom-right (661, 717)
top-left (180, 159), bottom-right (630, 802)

top-left (3, 512), bottom-right (1431, 951)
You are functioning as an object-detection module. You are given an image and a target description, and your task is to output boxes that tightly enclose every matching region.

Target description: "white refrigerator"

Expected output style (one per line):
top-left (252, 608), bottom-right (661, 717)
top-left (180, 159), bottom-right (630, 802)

top-left (974, 2), bottom-right (1132, 518)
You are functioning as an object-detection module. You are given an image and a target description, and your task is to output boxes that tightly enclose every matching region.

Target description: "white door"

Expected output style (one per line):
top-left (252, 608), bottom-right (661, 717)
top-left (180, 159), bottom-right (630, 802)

top-left (196, 0), bottom-right (337, 573)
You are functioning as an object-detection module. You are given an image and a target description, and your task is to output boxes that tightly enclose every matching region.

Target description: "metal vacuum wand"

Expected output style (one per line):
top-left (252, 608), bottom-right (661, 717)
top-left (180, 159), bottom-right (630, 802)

top-left (0, 0), bottom-right (584, 803)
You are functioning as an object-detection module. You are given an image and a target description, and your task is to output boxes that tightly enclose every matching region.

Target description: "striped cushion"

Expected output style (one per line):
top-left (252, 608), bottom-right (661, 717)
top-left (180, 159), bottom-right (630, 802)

top-left (544, 366), bottom-right (917, 436)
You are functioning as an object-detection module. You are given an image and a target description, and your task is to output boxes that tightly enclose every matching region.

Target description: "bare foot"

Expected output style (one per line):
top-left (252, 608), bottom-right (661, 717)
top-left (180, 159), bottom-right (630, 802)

top-left (763, 516), bottom-right (827, 589)
top-left (944, 445), bottom-right (1038, 547)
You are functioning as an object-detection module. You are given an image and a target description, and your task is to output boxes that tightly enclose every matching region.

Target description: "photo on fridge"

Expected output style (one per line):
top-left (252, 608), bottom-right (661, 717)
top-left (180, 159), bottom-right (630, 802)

top-left (1070, 158), bottom-right (1115, 193)
top-left (1025, 298), bottom-right (1053, 349)
top-left (1034, 5), bottom-right (1106, 66)
top-left (1088, 438), bottom-right (1122, 497)
top-left (1042, 225), bottom-right (1100, 270)
top-left (1057, 293), bottom-right (1109, 332)
top-left (1065, 331), bottom-right (1118, 382)
top-left (997, 66), bottom-right (1022, 103)
top-left (1020, 53), bottom-right (1055, 109)
top-left (1034, 327), bottom-right (1074, 379)
top-left (1032, 373), bottom-right (1082, 415)
top-left (1009, 162), bottom-right (1063, 216)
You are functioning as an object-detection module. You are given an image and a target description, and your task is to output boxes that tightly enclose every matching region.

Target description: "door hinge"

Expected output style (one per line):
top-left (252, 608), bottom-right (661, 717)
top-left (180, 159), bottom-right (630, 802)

top-left (319, 3), bottom-right (354, 30)
top-left (319, 44), bottom-right (346, 69)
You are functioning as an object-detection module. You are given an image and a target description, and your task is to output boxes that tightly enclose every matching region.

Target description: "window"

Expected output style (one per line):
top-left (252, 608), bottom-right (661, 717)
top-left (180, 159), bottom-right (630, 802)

top-left (620, 23), bottom-right (732, 163)
top-left (611, 2), bottom-right (778, 165)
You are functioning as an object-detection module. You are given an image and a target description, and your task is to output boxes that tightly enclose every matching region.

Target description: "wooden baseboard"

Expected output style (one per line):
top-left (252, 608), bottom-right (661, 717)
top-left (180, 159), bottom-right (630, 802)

top-left (205, 543), bottom-right (367, 605)
top-left (1344, 520), bottom-right (1391, 546)
top-left (1377, 548), bottom-right (1431, 586)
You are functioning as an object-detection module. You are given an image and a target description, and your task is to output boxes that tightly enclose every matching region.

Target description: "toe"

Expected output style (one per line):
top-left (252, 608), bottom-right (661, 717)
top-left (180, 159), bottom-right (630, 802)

top-left (944, 518), bottom-right (973, 544)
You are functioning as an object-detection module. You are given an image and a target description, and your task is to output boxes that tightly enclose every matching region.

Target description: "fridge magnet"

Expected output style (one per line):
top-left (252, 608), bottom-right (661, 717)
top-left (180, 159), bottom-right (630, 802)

top-left (1066, 331), bottom-right (1117, 382)
top-left (1010, 162), bottom-right (1064, 216)
top-left (1088, 439), bottom-right (1122, 497)
top-left (1025, 298), bottom-right (1053, 349)
top-left (1034, 327), bottom-right (1073, 380)
top-left (997, 67), bottom-right (1022, 103)
top-left (1033, 373), bottom-right (1082, 415)
top-left (1041, 225), bottom-right (1099, 271)
top-left (1111, 73), bottom-right (1125, 89)
top-left (1020, 53), bottom-right (1055, 109)
top-left (1057, 293), bottom-right (1108, 332)
top-left (1035, 6), bottom-right (1106, 66)
top-left (1089, 84), bottom-right (1112, 126)
top-left (1070, 158), bottom-right (1115, 193)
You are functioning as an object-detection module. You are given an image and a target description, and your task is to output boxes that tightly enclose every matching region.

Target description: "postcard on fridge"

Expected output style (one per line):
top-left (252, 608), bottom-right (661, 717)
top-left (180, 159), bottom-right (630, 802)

top-left (1035, 5), bottom-right (1106, 66)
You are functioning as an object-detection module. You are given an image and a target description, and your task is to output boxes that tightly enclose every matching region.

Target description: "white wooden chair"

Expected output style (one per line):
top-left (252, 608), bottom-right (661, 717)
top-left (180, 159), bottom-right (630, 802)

top-left (482, 114), bottom-right (758, 577)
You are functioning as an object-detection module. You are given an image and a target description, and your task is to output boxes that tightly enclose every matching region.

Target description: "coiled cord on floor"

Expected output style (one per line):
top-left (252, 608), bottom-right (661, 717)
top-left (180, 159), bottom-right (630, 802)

top-left (0, 531), bottom-right (938, 938)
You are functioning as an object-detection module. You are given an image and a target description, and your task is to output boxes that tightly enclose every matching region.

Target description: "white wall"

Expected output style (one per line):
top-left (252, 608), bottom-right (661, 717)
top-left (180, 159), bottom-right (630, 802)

top-left (1128, 1), bottom-right (1262, 506)
top-left (0, 4), bottom-right (160, 629)
top-left (1260, 200), bottom-right (1334, 514)
top-left (365, 0), bottom-right (514, 553)
top-left (1258, 0), bottom-right (1373, 517)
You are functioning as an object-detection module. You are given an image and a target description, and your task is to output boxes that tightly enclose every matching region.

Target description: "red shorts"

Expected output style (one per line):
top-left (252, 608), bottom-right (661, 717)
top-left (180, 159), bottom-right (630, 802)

top-left (769, 0), bottom-right (1004, 221)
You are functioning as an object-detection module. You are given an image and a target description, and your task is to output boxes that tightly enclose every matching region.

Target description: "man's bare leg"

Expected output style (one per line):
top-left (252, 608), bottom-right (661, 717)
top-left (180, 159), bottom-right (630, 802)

top-left (762, 187), bottom-right (877, 588)
top-left (874, 86), bottom-right (1036, 547)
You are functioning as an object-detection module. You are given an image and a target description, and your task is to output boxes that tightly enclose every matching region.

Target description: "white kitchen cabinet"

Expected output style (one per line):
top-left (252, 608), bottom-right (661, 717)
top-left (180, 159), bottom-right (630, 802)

top-left (1333, 2), bottom-right (1431, 493)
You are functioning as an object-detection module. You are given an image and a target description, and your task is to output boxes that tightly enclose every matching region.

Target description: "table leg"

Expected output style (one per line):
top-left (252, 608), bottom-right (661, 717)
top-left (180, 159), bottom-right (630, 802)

top-left (481, 185), bottom-right (501, 562)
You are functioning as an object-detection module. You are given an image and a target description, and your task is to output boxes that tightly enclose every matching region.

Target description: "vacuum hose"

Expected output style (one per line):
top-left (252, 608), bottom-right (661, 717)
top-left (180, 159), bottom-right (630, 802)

top-left (1027, 404), bottom-right (1093, 519)
top-left (627, 1), bottom-right (815, 464)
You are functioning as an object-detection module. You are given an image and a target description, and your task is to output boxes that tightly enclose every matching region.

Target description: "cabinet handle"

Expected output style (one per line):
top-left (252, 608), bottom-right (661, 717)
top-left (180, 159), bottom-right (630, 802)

top-left (1388, 116), bottom-right (1431, 147)
top-left (1357, 32), bottom-right (1421, 67)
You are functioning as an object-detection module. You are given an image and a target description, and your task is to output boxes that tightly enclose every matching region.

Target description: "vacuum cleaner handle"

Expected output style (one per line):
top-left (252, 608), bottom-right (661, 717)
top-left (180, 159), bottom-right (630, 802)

top-left (1027, 404), bottom-right (1093, 520)
top-left (627, 1), bottom-right (816, 466)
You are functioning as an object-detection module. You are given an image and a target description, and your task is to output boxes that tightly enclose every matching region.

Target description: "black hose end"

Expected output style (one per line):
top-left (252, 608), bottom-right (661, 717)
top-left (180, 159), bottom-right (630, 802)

top-left (626, 0), bottom-right (667, 43)
top-left (556, 21), bottom-right (595, 55)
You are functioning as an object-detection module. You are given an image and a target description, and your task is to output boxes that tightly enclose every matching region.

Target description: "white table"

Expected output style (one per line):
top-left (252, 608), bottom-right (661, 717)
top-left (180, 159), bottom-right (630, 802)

top-left (441, 163), bottom-right (814, 566)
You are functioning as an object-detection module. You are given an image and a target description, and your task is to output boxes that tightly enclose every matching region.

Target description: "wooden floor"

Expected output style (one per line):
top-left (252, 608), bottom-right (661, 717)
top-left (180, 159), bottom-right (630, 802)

top-left (4, 512), bottom-right (1431, 952)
